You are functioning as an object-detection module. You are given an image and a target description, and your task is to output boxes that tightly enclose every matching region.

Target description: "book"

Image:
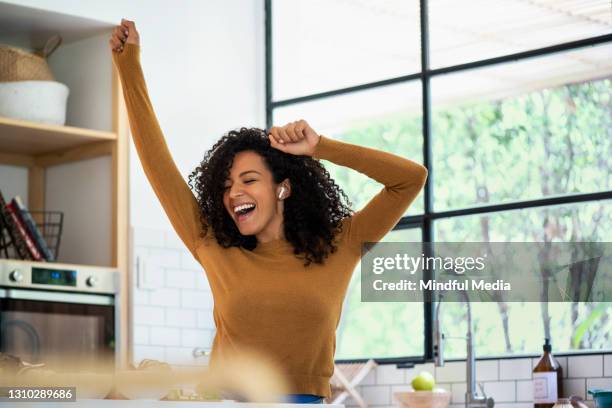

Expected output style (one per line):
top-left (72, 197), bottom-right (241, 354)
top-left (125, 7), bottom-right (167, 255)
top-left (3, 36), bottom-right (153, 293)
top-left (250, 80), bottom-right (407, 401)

top-left (13, 196), bottom-right (55, 261)
top-left (0, 189), bottom-right (33, 260)
top-left (6, 200), bottom-right (44, 261)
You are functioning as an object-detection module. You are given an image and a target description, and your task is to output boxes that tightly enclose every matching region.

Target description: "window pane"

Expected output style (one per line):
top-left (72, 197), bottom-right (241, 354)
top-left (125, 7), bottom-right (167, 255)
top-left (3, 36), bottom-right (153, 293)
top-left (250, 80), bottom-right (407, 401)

top-left (432, 44), bottom-right (612, 211)
top-left (429, 0), bottom-right (612, 69)
top-left (336, 228), bottom-right (423, 360)
top-left (274, 80), bottom-right (424, 216)
top-left (435, 201), bottom-right (612, 357)
top-left (272, 0), bottom-right (421, 100)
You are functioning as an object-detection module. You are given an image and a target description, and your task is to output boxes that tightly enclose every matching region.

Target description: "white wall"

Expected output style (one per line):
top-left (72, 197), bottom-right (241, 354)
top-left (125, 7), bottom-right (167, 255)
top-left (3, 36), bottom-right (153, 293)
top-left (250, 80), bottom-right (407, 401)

top-left (6, 0), bottom-right (266, 230)
top-left (0, 165), bottom-right (28, 206)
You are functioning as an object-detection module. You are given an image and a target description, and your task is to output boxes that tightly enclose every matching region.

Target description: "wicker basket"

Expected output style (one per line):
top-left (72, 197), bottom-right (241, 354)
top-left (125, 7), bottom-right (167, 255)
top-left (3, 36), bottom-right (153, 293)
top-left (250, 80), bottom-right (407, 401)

top-left (0, 35), bottom-right (62, 82)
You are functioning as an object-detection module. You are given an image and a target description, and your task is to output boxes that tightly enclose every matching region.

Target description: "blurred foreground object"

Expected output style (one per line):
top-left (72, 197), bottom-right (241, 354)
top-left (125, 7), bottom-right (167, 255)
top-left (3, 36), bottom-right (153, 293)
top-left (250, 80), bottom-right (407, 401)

top-left (1, 347), bottom-right (289, 402)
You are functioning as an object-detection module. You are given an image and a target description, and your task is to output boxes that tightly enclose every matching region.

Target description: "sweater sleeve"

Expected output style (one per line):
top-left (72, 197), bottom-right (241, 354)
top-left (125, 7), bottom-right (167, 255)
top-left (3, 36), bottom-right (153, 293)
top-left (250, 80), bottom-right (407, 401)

top-left (313, 135), bottom-right (428, 252)
top-left (111, 44), bottom-right (205, 258)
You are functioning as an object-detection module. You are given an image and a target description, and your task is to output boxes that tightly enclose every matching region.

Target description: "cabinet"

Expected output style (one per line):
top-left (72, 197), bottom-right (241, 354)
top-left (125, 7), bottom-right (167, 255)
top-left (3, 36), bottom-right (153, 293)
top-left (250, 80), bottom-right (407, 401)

top-left (0, 2), bottom-right (130, 367)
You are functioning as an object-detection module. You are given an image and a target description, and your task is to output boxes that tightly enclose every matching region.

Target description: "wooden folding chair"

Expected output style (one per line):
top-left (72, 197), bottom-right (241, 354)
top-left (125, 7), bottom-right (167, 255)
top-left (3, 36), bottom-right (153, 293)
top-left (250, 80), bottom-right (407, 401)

top-left (326, 359), bottom-right (377, 408)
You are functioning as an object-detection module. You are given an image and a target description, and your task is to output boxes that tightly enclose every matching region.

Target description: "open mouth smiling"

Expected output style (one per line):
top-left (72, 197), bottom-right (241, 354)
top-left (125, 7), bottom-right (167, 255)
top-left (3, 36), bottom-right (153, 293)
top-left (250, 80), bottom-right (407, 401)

top-left (233, 202), bottom-right (256, 222)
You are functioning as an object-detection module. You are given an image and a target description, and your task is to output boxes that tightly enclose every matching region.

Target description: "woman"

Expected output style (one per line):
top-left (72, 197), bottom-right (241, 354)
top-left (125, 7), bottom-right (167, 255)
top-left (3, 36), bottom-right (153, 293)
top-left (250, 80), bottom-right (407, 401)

top-left (110, 19), bottom-right (427, 404)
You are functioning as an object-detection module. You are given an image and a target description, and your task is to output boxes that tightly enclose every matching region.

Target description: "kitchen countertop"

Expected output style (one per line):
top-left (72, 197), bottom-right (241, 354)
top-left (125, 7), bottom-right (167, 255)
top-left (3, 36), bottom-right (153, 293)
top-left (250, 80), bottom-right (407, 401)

top-left (0, 400), bottom-right (345, 407)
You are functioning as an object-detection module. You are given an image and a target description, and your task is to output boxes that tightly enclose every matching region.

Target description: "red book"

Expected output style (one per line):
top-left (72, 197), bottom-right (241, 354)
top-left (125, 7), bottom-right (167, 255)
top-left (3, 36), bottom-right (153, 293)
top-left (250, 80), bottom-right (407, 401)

top-left (6, 201), bottom-right (44, 261)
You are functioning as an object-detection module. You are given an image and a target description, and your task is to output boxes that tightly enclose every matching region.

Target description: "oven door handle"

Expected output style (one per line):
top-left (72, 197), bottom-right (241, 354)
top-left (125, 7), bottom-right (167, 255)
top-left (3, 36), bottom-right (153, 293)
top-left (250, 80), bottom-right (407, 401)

top-left (0, 288), bottom-right (114, 305)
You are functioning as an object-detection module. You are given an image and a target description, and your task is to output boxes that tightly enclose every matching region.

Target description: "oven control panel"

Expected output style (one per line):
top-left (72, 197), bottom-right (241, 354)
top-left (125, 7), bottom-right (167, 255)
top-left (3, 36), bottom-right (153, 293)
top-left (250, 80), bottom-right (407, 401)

top-left (0, 260), bottom-right (118, 294)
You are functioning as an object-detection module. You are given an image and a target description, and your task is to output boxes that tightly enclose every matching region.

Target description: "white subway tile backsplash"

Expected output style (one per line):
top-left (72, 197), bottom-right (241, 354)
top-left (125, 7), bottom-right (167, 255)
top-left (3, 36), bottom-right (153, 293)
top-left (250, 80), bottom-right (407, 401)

top-left (483, 381), bottom-right (515, 402)
top-left (164, 231), bottom-right (186, 250)
top-left (476, 360), bottom-right (499, 382)
top-left (134, 305), bottom-right (165, 326)
top-left (500, 358), bottom-right (531, 380)
top-left (150, 327), bottom-right (180, 346)
top-left (147, 249), bottom-right (182, 269)
top-left (604, 355), bottom-right (612, 377)
top-left (361, 385), bottom-right (391, 405)
top-left (139, 261), bottom-right (164, 289)
top-left (376, 364), bottom-right (406, 385)
top-left (132, 227), bottom-right (209, 367)
top-left (563, 378), bottom-right (586, 399)
top-left (133, 227), bottom-right (166, 248)
top-left (166, 308), bottom-right (197, 328)
top-left (435, 361), bottom-right (465, 383)
top-left (181, 289), bottom-right (213, 309)
top-left (196, 273), bottom-right (212, 291)
top-left (568, 355), bottom-right (603, 378)
top-left (132, 345), bottom-right (165, 365)
top-left (181, 252), bottom-right (203, 271)
top-left (133, 246), bottom-right (149, 258)
top-left (357, 367), bottom-right (376, 385)
top-left (417, 362), bottom-right (435, 374)
top-left (132, 288), bottom-right (150, 305)
top-left (150, 288), bottom-right (181, 307)
top-left (515, 380), bottom-right (533, 402)
top-left (197, 310), bottom-right (216, 329)
top-left (402, 368), bottom-right (416, 387)
top-left (133, 325), bottom-right (149, 345)
top-left (181, 329), bottom-right (212, 348)
top-left (165, 346), bottom-right (200, 365)
top-left (165, 269), bottom-right (197, 289)
top-left (450, 382), bottom-right (466, 404)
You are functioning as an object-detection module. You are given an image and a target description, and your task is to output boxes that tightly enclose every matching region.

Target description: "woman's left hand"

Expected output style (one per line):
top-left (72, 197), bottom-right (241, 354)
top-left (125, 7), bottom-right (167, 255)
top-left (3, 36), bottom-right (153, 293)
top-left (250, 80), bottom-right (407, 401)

top-left (268, 120), bottom-right (320, 156)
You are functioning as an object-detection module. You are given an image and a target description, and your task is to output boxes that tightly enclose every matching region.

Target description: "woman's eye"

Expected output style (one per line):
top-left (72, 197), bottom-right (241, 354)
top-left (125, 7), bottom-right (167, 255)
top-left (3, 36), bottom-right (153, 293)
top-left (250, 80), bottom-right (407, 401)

top-left (224, 180), bottom-right (255, 191)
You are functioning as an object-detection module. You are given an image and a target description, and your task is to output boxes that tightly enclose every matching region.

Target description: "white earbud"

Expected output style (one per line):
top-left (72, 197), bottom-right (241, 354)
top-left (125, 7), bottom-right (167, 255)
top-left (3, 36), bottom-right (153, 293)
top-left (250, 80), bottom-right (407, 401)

top-left (278, 186), bottom-right (286, 199)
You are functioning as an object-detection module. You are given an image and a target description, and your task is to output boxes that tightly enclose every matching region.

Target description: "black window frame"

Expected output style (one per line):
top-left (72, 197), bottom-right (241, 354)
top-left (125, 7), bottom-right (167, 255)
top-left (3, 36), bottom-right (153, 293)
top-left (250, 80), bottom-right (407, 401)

top-left (265, 0), bottom-right (612, 367)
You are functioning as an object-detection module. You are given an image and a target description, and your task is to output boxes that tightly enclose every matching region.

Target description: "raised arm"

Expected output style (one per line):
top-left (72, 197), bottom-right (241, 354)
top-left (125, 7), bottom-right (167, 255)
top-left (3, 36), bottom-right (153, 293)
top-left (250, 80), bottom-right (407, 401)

top-left (313, 136), bottom-right (428, 249)
top-left (110, 20), bottom-right (204, 258)
top-left (268, 120), bottom-right (428, 253)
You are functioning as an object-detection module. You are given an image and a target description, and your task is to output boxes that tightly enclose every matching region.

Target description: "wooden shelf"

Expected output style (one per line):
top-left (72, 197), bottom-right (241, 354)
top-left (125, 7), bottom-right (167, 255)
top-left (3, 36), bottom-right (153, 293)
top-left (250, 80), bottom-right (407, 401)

top-left (0, 116), bottom-right (116, 156)
top-left (0, 2), bottom-right (113, 50)
top-left (0, 3), bottom-right (130, 368)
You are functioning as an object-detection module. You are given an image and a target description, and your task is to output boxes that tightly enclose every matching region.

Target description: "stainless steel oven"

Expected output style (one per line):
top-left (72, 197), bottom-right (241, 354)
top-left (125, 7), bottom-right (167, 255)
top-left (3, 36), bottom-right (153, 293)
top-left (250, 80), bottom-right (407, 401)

top-left (0, 260), bottom-right (119, 371)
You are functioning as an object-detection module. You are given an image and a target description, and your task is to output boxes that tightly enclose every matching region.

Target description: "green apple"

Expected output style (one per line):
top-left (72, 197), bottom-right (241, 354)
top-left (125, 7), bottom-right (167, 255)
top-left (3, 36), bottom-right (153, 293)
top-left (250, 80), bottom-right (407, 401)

top-left (411, 371), bottom-right (436, 391)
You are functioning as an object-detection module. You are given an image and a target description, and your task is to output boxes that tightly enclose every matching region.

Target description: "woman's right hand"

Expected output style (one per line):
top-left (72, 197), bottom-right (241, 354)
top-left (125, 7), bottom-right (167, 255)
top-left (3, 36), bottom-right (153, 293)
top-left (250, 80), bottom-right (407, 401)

top-left (109, 18), bottom-right (140, 53)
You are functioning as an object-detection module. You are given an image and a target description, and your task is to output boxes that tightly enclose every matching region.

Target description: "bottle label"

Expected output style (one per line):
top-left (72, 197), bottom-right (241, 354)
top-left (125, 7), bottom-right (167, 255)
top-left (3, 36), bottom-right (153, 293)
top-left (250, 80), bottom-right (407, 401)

top-left (533, 371), bottom-right (558, 403)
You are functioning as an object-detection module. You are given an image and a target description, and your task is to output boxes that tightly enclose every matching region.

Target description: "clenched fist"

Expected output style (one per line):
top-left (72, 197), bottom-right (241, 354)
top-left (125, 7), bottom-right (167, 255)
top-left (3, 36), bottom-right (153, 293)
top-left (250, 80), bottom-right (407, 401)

top-left (268, 120), bottom-right (321, 157)
top-left (109, 18), bottom-right (140, 53)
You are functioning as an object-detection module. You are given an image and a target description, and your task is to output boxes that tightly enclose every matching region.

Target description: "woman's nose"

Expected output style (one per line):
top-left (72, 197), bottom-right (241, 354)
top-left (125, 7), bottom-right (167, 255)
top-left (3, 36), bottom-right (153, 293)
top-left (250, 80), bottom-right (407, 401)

top-left (229, 184), bottom-right (244, 197)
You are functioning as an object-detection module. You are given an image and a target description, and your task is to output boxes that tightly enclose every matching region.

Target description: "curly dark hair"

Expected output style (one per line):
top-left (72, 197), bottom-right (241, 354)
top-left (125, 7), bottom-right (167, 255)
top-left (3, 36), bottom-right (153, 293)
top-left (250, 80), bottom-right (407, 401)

top-left (187, 127), bottom-right (353, 266)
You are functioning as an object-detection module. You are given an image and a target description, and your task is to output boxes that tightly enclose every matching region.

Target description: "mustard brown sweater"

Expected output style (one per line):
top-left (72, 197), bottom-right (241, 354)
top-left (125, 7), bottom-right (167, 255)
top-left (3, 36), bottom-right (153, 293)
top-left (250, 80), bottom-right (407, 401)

top-left (112, 43), bottom-right (428, 398)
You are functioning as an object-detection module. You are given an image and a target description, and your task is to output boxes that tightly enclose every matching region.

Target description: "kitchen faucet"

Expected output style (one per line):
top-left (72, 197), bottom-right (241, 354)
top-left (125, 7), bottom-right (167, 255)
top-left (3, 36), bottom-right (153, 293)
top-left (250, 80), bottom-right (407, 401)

top-left (434, 292), bottom-right (495, 408)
